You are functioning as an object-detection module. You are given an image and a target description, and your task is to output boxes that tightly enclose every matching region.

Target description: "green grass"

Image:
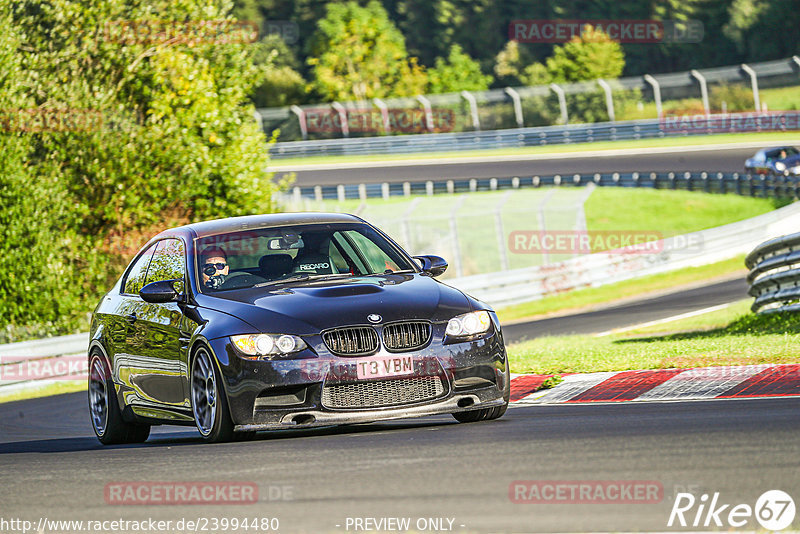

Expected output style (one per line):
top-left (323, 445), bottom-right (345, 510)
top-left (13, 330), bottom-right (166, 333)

top-left (305, 188), bottom-right (781, 319)
top-left (305, 188), bottom-right (781, 281)
top-left (585, 188), bottom-right (787, 238)
top-left (759, 85), bottom-right (800, 111)
top-left (0, 381), bottom-right (85, 404)
top-left (269, 130), bottom-right (800, 168)
top-left (496, 256), bottom-right (748, 323)
top-left (507, 303), bottom-right (800, 374)
top-left (618, 85), bottom-right (800, 121)
top-left (620, 299), bottom-right (751, 336)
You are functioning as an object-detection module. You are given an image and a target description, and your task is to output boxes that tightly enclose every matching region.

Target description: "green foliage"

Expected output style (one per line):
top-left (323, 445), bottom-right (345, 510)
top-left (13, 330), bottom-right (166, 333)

top-left (544, 26), bottom-right (625, 84)
top-left (722, 0), bottom-right (800, 60)
top-left (539, 375), bottom-right (563, 389)
top-left (0, 13), bottom-right (78, 329)
top-left (516, 27), bottom-right (629, 124)
top-left (427, 44), bottom-right (493, 94)
top-left (1, 0), bottom-right (283, 340)
top-left (230, 0), bottom-right (796, 104)
top-left (493, 41), bottom-right (526, 87)
top-left (307, 1), bottom-right (427, 101)
top-left (250, 34), bottom-right (307, 107)
top-left (710, 83), bottom-right (758, 112)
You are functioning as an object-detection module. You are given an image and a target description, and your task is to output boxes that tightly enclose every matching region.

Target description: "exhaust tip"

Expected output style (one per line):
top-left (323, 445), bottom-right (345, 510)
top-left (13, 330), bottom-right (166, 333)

top-left (292, 414), bottom-right (315, 425)
top-left (457, 397), bottom-right (475, 408)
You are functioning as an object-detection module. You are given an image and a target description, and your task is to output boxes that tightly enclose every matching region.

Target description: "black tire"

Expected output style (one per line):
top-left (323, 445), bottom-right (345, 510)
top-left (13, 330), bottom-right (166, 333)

top-left (88, 352), bottom-right (150, 445)
top-left (191, 345), bottom-right (236, 443)
top-left (452, 358), bottom-right (510, 423)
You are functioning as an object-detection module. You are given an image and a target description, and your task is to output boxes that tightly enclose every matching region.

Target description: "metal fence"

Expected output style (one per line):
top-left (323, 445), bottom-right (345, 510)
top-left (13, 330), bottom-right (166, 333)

top-left (0, 333), bottom-right (88, 397)
top-left (269, 111), bottom-right (800, 159)
top-left (452, 200), bottom-right (800, 309)
top-left (746, 232), bottom-right (800, 314)
top-left (259, 56), bottom-right (800, 147)
top-left (288, 170), bottom-right (800, 202)
top-left (280, 169), bottom-right (798, 282)
top-left (283, 186), bottom-right (595, 279)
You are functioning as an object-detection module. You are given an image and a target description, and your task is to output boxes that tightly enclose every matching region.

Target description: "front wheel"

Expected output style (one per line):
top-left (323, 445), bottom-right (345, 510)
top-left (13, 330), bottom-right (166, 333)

top-left (88, 352), bottom-right (150, 445)
top-left (452, 358), bottom-right (510, 423)
top-left (191, 346), bottom-right (236, 443)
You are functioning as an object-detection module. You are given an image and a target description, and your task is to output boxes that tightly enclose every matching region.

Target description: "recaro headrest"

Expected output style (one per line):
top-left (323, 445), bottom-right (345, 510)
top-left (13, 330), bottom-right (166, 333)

top-left (259, 254), bottom-right (293, 278)
top-left (293, 253), bottom-right (334, 274)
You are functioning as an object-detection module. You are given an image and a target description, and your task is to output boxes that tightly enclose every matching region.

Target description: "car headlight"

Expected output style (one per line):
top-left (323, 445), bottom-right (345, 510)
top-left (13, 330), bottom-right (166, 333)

top-left (775, 161), bottom-right (786, 172)
top-left (446, 311), bottom-right (492, 337)
top-left (231, 334), bottom-right (307, 359)
top-left (789, 165), bottom-right (800, 175)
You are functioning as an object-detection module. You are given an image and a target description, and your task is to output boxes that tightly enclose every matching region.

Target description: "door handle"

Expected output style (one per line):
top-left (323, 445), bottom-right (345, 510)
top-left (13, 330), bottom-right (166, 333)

top-left (124, 313), bottom-right (137, 324)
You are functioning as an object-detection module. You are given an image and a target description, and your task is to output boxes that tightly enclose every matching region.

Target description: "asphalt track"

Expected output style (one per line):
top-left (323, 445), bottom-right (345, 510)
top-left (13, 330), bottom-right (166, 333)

top-left (2, 393), bottom-right (799, 532)
top-left (2, 274), bottom-right (794, 533)
top-left (501, 277), bottom-right (749, 344)
top-left (276, 146), bottom-right (758, 186)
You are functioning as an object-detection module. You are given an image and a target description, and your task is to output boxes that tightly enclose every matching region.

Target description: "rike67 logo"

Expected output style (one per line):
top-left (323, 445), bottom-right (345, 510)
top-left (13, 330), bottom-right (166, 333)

top-left (668, 490), bottom-right (796, 530)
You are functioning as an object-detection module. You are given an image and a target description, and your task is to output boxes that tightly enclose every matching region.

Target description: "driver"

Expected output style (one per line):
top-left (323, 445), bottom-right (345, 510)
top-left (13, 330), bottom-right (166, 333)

top-left (200, 246), bottom-right (229, 289)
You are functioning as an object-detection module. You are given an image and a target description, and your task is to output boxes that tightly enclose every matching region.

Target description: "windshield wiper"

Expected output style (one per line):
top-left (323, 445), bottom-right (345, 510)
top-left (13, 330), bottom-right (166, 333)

top-left (254, 272), bottom-right (353, 288)
top-left (363, 269), bottom-right (415, 276)
top-left (254, 273), bottom-right (312, 287)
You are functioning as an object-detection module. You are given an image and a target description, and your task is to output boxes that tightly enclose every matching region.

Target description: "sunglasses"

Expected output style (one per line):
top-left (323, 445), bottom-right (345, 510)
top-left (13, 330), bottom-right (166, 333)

top-left (203, 262), bottom-right (227, 276)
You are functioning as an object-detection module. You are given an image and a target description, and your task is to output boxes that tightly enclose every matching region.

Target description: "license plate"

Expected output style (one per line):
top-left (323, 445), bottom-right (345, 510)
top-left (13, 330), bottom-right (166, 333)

top-left (356, 355), bottom-right (414, 379)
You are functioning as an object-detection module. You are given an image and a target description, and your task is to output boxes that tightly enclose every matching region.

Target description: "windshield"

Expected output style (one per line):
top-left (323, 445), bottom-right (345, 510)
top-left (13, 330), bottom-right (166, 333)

top-left (766, 147), bottom-right (799, 160)
top-left (194, 223), bottom-right (416, 292)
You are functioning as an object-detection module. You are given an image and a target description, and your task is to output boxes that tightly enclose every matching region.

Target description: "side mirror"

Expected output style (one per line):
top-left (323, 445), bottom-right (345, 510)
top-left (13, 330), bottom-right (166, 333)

top-left (140, 280), bottom-right (180, 303)
top-left (413, 255), bottom-right (448, 277)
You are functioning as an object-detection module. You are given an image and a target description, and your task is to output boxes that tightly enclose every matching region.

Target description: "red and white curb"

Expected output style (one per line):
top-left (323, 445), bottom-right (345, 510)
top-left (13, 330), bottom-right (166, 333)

top-left (509, 364), bottom-right (800, 404)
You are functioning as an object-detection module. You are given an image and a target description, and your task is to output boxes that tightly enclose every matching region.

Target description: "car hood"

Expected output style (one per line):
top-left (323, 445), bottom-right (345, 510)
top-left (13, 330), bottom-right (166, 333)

top-left (780, 154), bottom-right (800, 166)
top-left (195, 273), bottom-right (473, 334)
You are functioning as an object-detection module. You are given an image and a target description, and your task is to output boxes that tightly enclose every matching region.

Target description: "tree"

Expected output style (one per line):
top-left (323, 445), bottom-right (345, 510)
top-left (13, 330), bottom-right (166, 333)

top-left (503, 27), bottom-right (628, 124)
top-left (428, 44), bottom-right (493, 93)
top-left (724, 0), bottom-right (800, 61)
top-left (307, 1), bottom-right (427, 101)
top-left (544, 26), bottom-right (625, 83)
top-left (493, 40), bottom-right (534, 87)
top-left (0, 7), bottom-right (76, 333)
top-left (251, 34), bottom-right (307, 107)
top-left (2, 0), bottom-right (283, 338)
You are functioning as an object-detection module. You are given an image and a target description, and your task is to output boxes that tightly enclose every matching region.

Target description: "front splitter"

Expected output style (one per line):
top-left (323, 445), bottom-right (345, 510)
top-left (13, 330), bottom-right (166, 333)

top-left (234, 393), bottom-right (505, 431)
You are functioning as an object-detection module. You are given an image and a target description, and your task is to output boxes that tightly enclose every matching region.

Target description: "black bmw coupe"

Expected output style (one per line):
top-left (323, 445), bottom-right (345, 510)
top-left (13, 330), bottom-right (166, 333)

top-left (88, 213), bottom-right (510, 444)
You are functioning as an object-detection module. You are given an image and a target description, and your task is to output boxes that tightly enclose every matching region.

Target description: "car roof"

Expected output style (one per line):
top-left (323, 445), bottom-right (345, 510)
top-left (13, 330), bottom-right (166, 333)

top-left (167, 212), bottom-right (364, 239)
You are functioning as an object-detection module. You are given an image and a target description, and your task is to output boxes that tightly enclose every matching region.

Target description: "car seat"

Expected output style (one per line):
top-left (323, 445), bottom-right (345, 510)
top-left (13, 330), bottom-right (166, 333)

top-left (292, 234), bottom-right (336, 274)
top-left (259, 254), bottom-right (293, 279)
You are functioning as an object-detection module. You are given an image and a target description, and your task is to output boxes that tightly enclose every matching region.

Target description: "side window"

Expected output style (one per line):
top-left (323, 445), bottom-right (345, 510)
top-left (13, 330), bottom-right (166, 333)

top-left (123, 244), bottom-right (157, 295)
top-left (328, 241), bottom-right (350, 273)
top-left (341, 230), bottom-right (399, 273)
top-left (145, 239), bottom-right (186, 293)
top-left (332, 233), bottom-right (367, 274)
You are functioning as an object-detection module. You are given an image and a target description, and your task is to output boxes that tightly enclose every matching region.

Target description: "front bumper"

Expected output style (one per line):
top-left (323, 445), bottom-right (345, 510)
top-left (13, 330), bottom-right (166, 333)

top-left (234, 389), bottom-right (506, 431)
top-left (207, 324), bottom-right (508, 430)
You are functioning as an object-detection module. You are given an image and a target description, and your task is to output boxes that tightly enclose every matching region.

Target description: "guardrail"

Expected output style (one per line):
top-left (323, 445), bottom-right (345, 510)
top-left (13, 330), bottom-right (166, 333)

top-left (290, 171), bottom-right (799, 202)
top-left (746, 232), bottom-right (800, 313)
top-left (270, 112), bottom-right (800, 159)
top-left (0, 333), bottom-right (88, 397)
top-left (448, 200), bottom-right (800, 308)
top-left (260, 56), bottom-right (800, 144)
